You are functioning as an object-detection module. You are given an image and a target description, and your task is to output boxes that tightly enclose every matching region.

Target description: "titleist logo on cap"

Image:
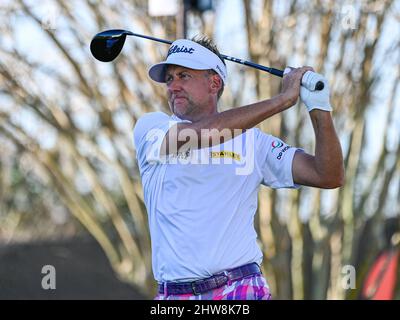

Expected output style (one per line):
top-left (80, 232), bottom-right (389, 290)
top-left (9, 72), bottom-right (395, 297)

top-left (168, 45), bottom-right (195, 57)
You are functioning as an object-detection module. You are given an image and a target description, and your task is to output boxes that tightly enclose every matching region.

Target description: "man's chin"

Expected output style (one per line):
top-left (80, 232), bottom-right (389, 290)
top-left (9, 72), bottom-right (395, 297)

top-left (173, 103), bottom-right (189, 116)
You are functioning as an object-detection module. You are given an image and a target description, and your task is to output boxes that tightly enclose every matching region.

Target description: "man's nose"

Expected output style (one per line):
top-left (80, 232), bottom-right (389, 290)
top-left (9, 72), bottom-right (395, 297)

top-left (167, 78), bottom-right (182, 92)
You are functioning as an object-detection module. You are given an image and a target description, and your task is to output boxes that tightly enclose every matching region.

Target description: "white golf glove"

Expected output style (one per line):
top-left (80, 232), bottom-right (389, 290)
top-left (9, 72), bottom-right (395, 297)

top-left (300, 71), bottom-right (332, 112)
top-left (283, 68), bottom-right (332, 112)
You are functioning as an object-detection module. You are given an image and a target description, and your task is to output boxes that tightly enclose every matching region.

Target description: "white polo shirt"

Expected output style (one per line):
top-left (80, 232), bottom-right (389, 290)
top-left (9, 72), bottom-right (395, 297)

top-left (133, 112), bottom-right (302, 282)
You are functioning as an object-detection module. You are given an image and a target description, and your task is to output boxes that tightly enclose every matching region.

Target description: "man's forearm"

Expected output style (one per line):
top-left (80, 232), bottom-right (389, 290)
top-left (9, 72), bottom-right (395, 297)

top-left (164, 94), bottom-right (293, 154)
top-left (193, 94), bottom-right (292, 132)
top-left (309, 110), bottom-right (345, 187)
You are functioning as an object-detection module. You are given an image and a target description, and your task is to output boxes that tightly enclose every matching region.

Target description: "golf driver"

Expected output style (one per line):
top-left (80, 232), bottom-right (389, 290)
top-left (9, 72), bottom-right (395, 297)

top-left (90, 29), bottom-right (324, 91)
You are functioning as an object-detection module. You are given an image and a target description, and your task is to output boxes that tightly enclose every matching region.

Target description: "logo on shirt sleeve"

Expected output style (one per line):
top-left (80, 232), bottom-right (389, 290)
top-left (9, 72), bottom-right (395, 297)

top-left (271, 140), bottom-right (284, 153)
top-left (276, 146), bottom-right (290, 160)
top-left (271, 140), bottom-right (291, 160)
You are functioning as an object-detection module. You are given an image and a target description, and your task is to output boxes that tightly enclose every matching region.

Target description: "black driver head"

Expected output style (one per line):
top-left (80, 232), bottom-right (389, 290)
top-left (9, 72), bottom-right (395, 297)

top-left (90, 29), bottom-right (128, 62)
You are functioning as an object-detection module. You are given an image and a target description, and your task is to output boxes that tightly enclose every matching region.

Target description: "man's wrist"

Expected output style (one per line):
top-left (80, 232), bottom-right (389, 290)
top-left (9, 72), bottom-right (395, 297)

top-left (275, 93), bottom-right (297, 110)
top-left (309, 109), bottom-right (332, 121)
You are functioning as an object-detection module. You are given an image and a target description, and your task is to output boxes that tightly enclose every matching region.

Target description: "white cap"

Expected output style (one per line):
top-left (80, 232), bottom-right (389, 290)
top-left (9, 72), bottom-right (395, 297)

top-left (148, 39), bottom-right (227, 84)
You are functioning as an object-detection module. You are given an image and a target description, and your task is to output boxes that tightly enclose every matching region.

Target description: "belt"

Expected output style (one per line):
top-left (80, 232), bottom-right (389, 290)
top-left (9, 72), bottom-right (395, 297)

top-left (158, 262), bottom-right (261, 296)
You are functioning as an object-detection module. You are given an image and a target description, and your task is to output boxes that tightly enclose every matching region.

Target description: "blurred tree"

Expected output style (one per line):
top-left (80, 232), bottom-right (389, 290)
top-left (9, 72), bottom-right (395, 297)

top-left (0, 0), bottom-right (399, 299)
top-left (0, 142), bottom-right (82, 243)
top-left (241, 0), bottom-right (400, 299)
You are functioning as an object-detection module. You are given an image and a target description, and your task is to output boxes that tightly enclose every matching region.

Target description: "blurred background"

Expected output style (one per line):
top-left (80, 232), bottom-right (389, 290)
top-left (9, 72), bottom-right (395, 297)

top-left (0, 0), bottom-right (399, 300)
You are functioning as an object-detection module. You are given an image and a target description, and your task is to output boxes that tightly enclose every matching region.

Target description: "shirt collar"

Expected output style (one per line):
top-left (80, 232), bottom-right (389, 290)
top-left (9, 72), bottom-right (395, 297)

top-left (171, 114), bottom-right (192, 123)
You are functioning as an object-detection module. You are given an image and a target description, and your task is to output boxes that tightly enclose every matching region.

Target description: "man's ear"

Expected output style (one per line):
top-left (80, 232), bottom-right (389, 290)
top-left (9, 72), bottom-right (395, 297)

top-left (210, 74), bottom-right (222, 94)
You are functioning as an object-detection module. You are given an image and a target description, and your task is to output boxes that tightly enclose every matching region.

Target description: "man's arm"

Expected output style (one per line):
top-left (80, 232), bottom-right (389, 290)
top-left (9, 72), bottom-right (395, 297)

top-left (161, 67), bottom-right (312, 155)
top-left (292, 111), bottom-right (344, 188)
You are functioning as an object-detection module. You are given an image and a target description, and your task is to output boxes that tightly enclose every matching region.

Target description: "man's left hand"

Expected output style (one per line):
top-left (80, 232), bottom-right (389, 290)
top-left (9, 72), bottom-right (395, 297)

top-left (300, 71), bottom-right (332, 112)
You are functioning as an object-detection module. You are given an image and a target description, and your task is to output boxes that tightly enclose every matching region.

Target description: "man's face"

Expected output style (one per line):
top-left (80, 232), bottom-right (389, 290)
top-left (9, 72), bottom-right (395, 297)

top-left (165, 65), bottom-right (215, 118)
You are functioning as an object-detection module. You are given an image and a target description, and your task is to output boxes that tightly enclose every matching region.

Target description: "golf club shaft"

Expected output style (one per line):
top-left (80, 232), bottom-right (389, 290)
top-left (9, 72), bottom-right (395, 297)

top-left (125, 31), bottom-right (172, 45)
top-left (221, 55), bottom-right (283, 77)
top-left (125, 31), bottom-right (284, 78)
top-left (101, 30), bottom-right (323, 89)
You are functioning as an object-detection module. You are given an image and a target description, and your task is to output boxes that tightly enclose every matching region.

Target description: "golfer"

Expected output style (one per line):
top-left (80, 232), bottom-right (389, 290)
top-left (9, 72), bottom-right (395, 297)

top-left (133, 37), bottom-right (344, 300)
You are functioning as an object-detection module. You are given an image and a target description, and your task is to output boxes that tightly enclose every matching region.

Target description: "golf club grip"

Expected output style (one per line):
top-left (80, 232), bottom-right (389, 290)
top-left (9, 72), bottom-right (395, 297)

top-left (268, 68), bottom-right (284, 77)
top-left (273, 68), bottom-right (325, 91)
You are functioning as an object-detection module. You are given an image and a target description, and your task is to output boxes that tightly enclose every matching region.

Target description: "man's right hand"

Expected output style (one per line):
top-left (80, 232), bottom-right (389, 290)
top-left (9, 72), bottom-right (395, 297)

top-left (281, 66), bottom-right (314, 107)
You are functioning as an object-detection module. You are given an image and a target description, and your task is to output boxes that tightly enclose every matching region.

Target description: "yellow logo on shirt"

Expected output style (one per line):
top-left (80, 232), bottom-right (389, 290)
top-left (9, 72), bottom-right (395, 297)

top-left (210, 151), bottom-right (241, 161)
